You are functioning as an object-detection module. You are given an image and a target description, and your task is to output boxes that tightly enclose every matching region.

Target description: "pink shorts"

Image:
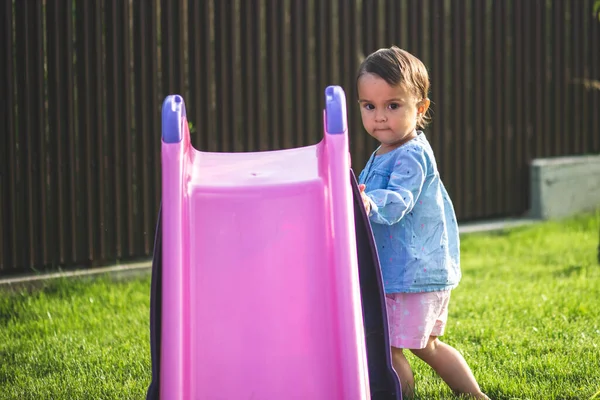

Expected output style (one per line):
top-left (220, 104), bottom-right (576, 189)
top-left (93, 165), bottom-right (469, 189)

top-left (385, 290), bottom-right (451, 349)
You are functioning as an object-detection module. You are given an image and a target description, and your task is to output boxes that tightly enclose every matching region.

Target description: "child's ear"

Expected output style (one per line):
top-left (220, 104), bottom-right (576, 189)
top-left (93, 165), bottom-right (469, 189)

top-left (418, 98), bottom-right (431, 114)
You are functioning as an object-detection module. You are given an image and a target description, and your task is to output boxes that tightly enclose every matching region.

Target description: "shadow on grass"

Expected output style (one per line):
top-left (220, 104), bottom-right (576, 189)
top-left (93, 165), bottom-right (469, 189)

top-left (553, 264), bottom-right (585, 278)
top-left (0, 276), bottom-right (116, 326)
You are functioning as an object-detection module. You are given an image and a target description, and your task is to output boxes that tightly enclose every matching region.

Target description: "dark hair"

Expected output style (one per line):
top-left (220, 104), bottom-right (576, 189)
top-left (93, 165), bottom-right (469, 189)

top-left (356, 46), bottom-right (431, 128)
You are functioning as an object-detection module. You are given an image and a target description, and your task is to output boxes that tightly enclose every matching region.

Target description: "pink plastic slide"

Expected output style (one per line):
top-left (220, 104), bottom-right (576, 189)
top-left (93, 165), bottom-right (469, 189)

top-left (146, 87), bottom-right (401, 399)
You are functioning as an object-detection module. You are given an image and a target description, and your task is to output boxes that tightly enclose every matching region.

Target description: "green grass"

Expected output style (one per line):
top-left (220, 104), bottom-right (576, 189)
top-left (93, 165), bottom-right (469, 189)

top-left (0, 276), bottom-right (152, 399)
top-left (1, 213), bottom-right (599, 399)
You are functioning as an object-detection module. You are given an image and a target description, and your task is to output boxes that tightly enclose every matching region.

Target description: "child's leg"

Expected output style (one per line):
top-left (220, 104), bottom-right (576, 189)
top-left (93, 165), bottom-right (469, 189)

top-left (390, 346), bottom-right (414, 399)
top-left (410, 336), bottom-right (489, 399)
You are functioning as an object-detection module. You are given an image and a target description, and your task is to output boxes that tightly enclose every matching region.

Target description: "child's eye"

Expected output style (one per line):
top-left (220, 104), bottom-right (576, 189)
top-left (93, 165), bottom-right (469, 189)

top-left (363, 104), bottom-right (374, 111)
top-left (388, 103), bottom-right (400, 110)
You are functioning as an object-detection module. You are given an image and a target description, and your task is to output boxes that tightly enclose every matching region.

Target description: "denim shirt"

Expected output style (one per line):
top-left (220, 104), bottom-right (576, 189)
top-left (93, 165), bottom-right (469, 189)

top-left (358, 132), bottom-right (461, 293)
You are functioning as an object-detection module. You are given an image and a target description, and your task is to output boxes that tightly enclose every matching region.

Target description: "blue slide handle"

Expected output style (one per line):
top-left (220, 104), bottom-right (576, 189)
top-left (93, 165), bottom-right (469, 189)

top-left (325, 86), bottom-right (347, 135)
top-left (162, 95), bottom-right (187, 143)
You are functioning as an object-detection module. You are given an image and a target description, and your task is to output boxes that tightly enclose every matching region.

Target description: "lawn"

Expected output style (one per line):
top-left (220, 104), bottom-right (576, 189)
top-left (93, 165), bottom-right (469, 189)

top-left (0, 213), bottom-right (599, 399)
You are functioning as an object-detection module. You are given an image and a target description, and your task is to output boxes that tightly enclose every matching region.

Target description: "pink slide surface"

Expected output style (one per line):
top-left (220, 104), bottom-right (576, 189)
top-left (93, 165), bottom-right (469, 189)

top-left (159, 87), bottom-right (370, 399)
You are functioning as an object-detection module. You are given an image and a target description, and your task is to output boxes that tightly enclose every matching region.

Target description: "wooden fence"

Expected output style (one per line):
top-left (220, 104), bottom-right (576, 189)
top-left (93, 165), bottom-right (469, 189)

top-left (1, 0), bottom-right (599, 274)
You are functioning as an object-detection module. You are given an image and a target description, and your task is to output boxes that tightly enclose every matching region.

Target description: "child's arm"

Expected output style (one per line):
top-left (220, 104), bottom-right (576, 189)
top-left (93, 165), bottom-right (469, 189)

top-left (364, 150), bottom-right (426, 225)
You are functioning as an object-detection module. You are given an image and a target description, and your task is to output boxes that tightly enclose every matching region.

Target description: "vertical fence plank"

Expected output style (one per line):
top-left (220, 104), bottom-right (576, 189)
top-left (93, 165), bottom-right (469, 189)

top-left (66, 1), bottom-right (78, 264)
top-left (0, 0), bottom-right (16, 271)
top-left (75, 0), bottom-right (96, 264)
top-left (571, 1), bottom-right (582, 154)
top-left (0, 0), bottom-right (6, 270)
top-left (187, 0), bottom-right (201, 148)
top-left (188, 0), bottom-right (207, 151)
top-left (472, 0), bottom-right (485, 218)
top-left (133, 0), bottom-right (159, 255)
top-left (44, 0), bottom-right (58, 267)
top-left (120, 0), bottom-right (135, 257)
top-left (513, 0), bottom-right (527, 215)
top-left (204, 0), bottom-right (219, 152)
top-left (340, 0), bottom-right (361, 165)
top-left (94, 0), bottom-right (107, 261)
top-left (292, 0), bottom-right (306, 149)
top-left (542, 1), bottom-right (552, 157)
top-left (462, 0), bottom-right (475, 219)
top-left (126, 0), bottom-right (144, 257)
top-left (383, 0), bottom-right (395, 49)
top-left (238, 0), bottom-right (256, 151)
top-left (450, 0), bottom-right (464, 218)
top-left (503, 2), bottom-right (515, 216)
top-left (522, 0), bottom-right (535, 214)
top-left (15, 0), bottom-right (44, 268)
top-left (105, 0), bottom-right (121, 259)
top-left (590, 0), bottom-right (600, 153)
top-left (133, 0), bottom-right (147, 254)
top-left (584, 0), bottom-right (593, 153)
top-left (552, 1), bottom-right (564, 156)
top-left (482, 0), bottom-right (494, 218)
top-left (306, 0), bottom-right (319, 148)
top-left (350, 0), bottom-right (365, 166)
top-left (161, 0), bottom-right (186, 95)
top-left (427, 0), bottom-right (439, 159)
top-left (266, 1), bottom-right (280, 149)
top-left (358, 0), bottom-right (377, 166)
top-left (46, 0), bottom-right (71, 265)
top-left (428, 0), bottom-right (444, 186)
top-left (213, 0), bottom-right (232, 151)
top-left (409, 0), bottom-right (421, 56)
top-left (491, 0), bottom-right (504, 216)
top-left (106, 0), bottom-right (131, 258)
top-left (231, 0), bottom-right (243, 152)
top-left (255, 0), bottom-right (268, 151)
top-left (534, 0), bottom-right (544, 159)
top-left (281, 0), bottom-right (294, 149)
top-left (34, 0), bottom-right (49, 266)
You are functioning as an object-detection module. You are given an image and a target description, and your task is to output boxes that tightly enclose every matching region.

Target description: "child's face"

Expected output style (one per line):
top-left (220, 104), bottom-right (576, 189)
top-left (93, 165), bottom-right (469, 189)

top-left (357, 73), bottom-right (428, 152)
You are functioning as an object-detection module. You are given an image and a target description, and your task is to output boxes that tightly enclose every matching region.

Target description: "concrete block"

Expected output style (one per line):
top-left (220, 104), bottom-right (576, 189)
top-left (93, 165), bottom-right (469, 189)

top-left (530, 154), bottom-right (600, 219)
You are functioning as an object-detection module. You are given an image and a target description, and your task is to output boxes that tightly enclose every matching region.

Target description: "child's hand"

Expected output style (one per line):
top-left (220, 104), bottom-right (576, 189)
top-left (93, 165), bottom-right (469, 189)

top-left (358, 184), bottom-right (371, 215)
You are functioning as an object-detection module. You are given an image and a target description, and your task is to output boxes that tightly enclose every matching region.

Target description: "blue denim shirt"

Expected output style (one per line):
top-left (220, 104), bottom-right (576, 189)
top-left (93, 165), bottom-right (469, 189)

top-left (358, 132), bottom-right (461, 293)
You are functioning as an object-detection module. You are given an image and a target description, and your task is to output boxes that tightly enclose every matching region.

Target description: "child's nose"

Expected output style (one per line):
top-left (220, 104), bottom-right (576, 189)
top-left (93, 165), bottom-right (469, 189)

top-left (375, 111), bottom-right (387, 122)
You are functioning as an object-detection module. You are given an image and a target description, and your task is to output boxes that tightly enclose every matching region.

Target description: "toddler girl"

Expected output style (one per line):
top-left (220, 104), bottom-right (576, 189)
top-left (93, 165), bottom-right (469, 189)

top-left (357, 46), bottom-right (489, 400)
